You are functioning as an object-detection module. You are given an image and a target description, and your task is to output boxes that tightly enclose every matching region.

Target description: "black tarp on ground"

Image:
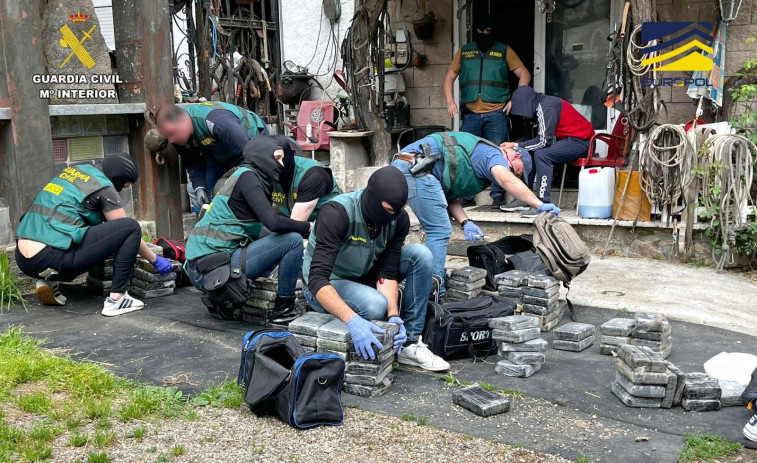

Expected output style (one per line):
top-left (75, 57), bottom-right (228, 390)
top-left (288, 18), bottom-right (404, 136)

top-left (1, 285), bottom-right (754, 462)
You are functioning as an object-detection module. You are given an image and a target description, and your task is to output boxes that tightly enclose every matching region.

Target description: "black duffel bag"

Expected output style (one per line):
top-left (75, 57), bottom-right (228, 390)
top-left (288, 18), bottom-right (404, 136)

top-left (422, 296), bottom-right (516, 360)
top-left (466, 235), bottom-right (548, 290)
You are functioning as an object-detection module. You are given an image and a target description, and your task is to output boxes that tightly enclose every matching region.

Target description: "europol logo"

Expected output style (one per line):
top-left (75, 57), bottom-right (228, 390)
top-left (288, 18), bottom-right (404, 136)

top-left (640, 22), bottom-right (714, 72)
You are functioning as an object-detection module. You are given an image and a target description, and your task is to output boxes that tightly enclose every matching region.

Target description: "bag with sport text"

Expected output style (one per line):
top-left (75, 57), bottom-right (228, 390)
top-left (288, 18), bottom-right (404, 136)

top-left (422, 296), bottom-right (516, 360)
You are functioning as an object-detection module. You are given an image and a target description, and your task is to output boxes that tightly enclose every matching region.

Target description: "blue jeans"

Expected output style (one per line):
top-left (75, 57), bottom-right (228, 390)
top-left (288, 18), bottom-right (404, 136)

top-left (460, 107), bottom-right (509, 199)
top-left (391, 159), bottom-right (450, 291)
top-left (303, 244), bottom-right (433, 342)
top-left (185, 232), bottom-right (303, 297)
top-left (187, 157), bottom-right (241, 214)
top-left (528, 138), bottom-right (590, 203)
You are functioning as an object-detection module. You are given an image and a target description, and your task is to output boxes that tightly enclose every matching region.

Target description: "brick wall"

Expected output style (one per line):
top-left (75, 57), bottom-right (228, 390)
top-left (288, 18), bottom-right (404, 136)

top-left (655, 0), bottom-right (757, 123)
top-left (387, 0), bottom-right (454, 128)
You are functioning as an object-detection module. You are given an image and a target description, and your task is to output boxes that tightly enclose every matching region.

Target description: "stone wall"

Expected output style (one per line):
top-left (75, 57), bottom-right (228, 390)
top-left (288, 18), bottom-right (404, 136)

top-left (387, 0), bottom-right (454, 129)
top-left (655, 0), bottom-right (757, 123)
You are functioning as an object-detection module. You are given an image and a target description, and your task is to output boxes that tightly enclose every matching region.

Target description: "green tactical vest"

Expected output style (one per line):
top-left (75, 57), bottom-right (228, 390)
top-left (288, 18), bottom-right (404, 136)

top-left (183, 102), bottom-right (266, 164)
top-left (459, 42), bottom-right (511, 105)
top-left (302, 191), bottom-right (398, 284)
top-left (272, 157), bottom-right (341, 221)
top-left (16, 164), bottom-right (111, 250)
top-left (185, 167), bottom-right (264, 260)
top-left (429, 132), bottom-right (499, 200)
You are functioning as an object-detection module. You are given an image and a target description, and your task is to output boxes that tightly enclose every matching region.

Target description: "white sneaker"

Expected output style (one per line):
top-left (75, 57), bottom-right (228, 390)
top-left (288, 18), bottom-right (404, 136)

top-left (101, 292), bottom-right (144, 317)
top-left (35, 279), bottom-right (66, 306)
top-left (745, 414), bottom-right (757, 442)
top-left (397, 336), bottom-right (450, 372)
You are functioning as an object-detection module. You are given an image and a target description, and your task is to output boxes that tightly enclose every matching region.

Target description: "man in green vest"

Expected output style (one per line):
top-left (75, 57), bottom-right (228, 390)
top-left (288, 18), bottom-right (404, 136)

top-left (244, 135), bottom-right (340, 222)
top-left (302, 167), bottom-right (450, 371)
top-left (391, 132), bottom-right (559, 295)
top-left (15, 155), bottom-right (173, 316)
top-left (184, 137), bottom-right (312, 323)
top-left (155, 102), bottom-right (268, 214)
top-left (443, 18), bottom-right (531, 208)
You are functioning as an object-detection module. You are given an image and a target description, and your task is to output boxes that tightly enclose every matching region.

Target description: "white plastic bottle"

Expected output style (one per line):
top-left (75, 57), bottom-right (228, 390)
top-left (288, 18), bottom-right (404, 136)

top-left (578, 167), bottom-right (615, 218)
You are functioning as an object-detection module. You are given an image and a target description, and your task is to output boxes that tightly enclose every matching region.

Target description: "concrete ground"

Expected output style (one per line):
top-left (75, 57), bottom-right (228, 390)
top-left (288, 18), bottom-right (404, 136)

top-left (1, 254), bottom-right (756, 462)
top-left (445, 245), bottom-right (757, 338)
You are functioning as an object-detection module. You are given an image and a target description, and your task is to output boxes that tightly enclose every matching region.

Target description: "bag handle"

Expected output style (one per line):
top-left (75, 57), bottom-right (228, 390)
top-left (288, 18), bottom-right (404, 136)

top-left (564, 282), bottom-right (577, 322)
top-left (456, 316), bottom-right (495, 361)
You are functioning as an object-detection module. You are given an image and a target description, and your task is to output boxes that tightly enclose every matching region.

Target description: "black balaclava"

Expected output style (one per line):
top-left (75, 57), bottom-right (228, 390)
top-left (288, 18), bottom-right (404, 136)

top-left (509, 86), bottom-right (540, 120)
top-left (243, 136), bottom-right (284, 197)
top-left (474, 19), bottom-right (495, 52)
top-left (272, 135), bottom-right (297, 187)
top-left (102, 154), bottom-right (138, 192)
top-left (360, 166), bottom-right (408, 227)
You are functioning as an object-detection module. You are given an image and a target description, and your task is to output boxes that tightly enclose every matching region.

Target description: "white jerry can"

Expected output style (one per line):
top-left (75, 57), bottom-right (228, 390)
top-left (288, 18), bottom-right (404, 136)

top-left (578, 167), bottom-right (615, 219)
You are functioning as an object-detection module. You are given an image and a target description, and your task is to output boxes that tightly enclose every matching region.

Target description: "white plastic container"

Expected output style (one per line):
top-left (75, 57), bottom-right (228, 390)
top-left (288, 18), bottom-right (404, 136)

top-left (578, 167), bottom-right (615, 219)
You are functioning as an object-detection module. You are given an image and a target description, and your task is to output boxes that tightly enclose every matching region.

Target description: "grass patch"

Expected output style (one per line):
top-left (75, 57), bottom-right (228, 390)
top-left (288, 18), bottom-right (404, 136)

top-left (87, 451), bottom-right (110, 463)
top-left (401, 411), bottom-right (415, 421)
top-left (94, 430), bottom-right (116, 448)
top-left (678, 434), bottom-right (742, 462)
top-left (130, 426), bottom-right (146, 439)
top-left (16, 392), bottom-right (52, 414)
top-left (192, 381), bottom-right (244, 409)
top-left (70, 431), bottom-right (88, 447)
top-left (0, 253), bottom-right (27, 312)
top-left (416, 415), bottom-right (429, 426)
top-left (434, 373), bottom-right (471, 386)
top-left (576, 453), bottom-right (588, 463)
top-left (172, 444), bottom-right (186, 456)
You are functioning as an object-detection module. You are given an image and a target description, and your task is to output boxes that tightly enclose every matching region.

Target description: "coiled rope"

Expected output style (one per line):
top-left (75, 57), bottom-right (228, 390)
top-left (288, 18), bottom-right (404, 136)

top-left (639, 125), bottom-right (695, 222)
top-left (697, 134), bottom-right (756, 270)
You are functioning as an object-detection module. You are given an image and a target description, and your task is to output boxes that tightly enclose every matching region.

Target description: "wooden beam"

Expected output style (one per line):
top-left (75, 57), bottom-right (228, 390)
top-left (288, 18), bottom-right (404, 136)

top-left (0, 0), bottom-right (54, 227)
top-left (113, 0), bottom-right (183, 239)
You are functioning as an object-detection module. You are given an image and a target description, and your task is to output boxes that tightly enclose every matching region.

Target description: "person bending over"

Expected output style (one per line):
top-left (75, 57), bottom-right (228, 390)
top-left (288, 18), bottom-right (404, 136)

top-left (244, 135), bottom-right (340, 222)
top-left (499, 86), bottom-right (594, 216)
top-left (155, 101), bottom-right (267, 213)
top-left (184, 137), bottom-right (311, 324)
top-left (15, 155), bottom-right (172, 316)
top-left (392, 131), bottom-right (558, 293)
top-left (302, 167), bottom-right (450, 371)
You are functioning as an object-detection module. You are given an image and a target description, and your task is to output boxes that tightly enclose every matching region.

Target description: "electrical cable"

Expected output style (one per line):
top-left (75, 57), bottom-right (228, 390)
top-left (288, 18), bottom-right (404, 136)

top-left (696, 134), bottom-right (756, 270)
top-left (638, 124), bottom-right (694, 223)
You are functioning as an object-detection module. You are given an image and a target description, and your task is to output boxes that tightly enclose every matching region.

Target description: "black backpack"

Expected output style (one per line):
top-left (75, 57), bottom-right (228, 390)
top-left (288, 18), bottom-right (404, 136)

top-left (466, 235), bottom-right (547, 290)
top-left (422, 296), bottom-right (516, 360)
top-left (238, 330), bottom-right (346, 429)
top-left (743, 367), bottom-right (757, 406)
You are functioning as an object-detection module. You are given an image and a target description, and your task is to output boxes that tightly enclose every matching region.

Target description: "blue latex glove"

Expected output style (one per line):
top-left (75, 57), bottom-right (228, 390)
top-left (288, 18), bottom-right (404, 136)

top-left (537, 203), bottom-right (561, 216)
top-left (388, 316), bottom-right (407, 354)
top-left (463, 221), bottom-right (484, 241)
top-left (152, 255), bottom-right (173, 275)
top-left (346, 315), bottom-right (385, 360)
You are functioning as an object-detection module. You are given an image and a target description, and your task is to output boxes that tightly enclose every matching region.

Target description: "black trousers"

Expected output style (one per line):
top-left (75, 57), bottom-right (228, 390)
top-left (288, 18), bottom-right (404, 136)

top-left (16, 218), bottom-right (142, 293)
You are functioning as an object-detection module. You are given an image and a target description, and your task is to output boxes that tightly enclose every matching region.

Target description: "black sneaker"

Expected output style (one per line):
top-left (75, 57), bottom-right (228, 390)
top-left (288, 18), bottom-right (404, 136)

top-left (491, 196), bottom-right (506, 209)
top-left (520, 208), bottom-right (541, 218)
top-left (500, 199), bottom-right (529, 212)
top-left (460, 198), bottom-right (476, 208)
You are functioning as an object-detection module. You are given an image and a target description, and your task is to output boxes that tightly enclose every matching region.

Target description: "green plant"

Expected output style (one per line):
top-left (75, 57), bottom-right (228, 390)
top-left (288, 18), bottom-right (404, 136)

top-left (0, 254), bottom-right (26, 312)
top-left (16, 392), bottom-right (51, 414)
top-left (678, 434), bottom-right (741, 462)
top-left (192, 381), bottom-right (244, 409)
top-left (85, 401), bottom-right (112, 420)
top-left (416, 415), bottom-right (429, 425)
top-left (729, 38), bottom-right (757, 146)
top-left (94, 430), bottom-right (116, 448)
top-left (434, 373), bottom-right (471, 386)
top-left (148, 446), bottom-right (158, 454)
top-left (131, 426), bottom-right (146, 439)
top-left (401, 411), bottom-right (415, 421)
top-left (478, 382), bottom-right (497, 392)
top-left (87, 452), bottom-right (110, 463)
top-left (70, 431), bottom-right (88, 447)
top-left (172, 445), bottom-right (186, 456)
top-left (156, 453), bottom-right (169, 463)
top-left (576, 453), bottom-right (589, 463)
